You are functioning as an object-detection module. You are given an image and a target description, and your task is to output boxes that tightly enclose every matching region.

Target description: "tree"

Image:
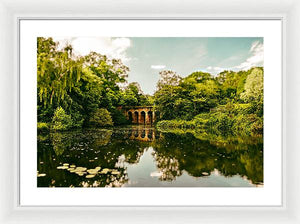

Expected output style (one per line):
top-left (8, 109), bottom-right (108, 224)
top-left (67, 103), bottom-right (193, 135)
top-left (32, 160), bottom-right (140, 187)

top-left (241, 67), bottom-right (263, 103)
top-left (69, 68), bottom-right (104, 124)
top-left (119, 82), bottom-right (151, 106)
top-left (119, 91), bottom-right (138, 106)
top-left (37, 37), bottom-right (84, 124)
top-left (184, 71), bottom-right (212, 83)
top-left (154, 71), bottom-right (184, 120)
top-left (156, 70), bottom-right (182, 90)
top-left (240, 67), bottom-right (264, 116)
top-left (84, 52), bottom-right (129, 90)
top-left (127, 82), bottom-right (142, 95)
top-left (51, 107), bottom-right (73, 131)
top-left (174, 98), bottom-right (194, 120)
top-left (37, 37), bottom-right (83, 105)
top-left (37, 38), bottom-right (134, 128)
top-left (83, 52), bottom-right (130, 110)
top-left (154, 85), bottom-right (182, 120)
top-left (89, 108), bottom-right (113, 127)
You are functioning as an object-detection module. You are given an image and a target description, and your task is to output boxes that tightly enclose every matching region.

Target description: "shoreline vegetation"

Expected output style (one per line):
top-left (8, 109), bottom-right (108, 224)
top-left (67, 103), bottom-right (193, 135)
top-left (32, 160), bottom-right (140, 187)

top-left (37, 37), bottom-right (263, 139)
top-left (156, 101), bottom-right (263, 137)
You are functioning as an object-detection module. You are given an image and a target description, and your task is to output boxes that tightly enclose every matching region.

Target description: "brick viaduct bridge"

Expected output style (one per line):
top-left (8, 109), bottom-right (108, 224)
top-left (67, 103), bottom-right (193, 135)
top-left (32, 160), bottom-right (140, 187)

top-left (118, 106), bottom-right (156, 125)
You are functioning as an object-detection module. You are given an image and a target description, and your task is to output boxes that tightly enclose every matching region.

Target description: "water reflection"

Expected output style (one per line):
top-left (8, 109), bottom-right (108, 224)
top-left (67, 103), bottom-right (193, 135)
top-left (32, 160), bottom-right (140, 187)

top-left (37, 126), bottom-right (263, 187)
top-left (126, 126), bottom-right (160, 142)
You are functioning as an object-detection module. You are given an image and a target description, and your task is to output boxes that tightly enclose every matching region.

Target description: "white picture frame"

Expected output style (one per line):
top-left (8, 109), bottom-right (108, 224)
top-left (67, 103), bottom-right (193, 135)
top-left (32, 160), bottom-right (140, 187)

top-left (20, 19), bottom-right (281, 207)
top-left (0, 0), bottom-right (298, 223)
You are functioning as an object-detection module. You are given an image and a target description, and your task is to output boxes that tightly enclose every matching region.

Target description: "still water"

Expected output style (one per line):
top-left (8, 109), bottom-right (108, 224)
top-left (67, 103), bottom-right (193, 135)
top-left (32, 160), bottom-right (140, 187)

top-left (37, 126), bottom-right (263, 187)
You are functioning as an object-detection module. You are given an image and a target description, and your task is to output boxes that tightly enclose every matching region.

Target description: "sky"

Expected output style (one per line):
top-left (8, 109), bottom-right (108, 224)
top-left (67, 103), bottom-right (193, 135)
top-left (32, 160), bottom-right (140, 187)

top-left (53, 37), bottom-right (263, 95)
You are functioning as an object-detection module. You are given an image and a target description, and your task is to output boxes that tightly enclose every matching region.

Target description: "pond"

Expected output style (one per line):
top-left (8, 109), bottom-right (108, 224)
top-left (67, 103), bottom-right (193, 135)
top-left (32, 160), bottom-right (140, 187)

top-left (37, 125), bottom-right (263, 187)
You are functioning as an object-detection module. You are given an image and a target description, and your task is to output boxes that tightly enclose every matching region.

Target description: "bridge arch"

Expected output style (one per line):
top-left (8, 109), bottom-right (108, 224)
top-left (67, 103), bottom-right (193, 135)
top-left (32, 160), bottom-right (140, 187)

top-left (120, 106), bottom-right (156, 125)
top-left (134, 111), bottom-right (139, 124)
top-left (147, 111), bottom-right (153, 124)
top-left (140, 111), bottom-right (146, 124)
top-left (127, 111), bottom-right (133, 123)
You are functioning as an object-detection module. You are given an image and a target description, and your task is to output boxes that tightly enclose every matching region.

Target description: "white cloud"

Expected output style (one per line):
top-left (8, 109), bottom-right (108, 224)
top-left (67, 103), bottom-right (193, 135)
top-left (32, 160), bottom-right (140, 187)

top-left (206, 41), bottom-right (264, 75)
top-left (235, 41), bottom-right (264, 70)
top-left (205, 66), bottom-right (226, 75)
top-left (52, 37), bottom-right (132, 63)
top-left (151, 65), bottom-right (166, 70)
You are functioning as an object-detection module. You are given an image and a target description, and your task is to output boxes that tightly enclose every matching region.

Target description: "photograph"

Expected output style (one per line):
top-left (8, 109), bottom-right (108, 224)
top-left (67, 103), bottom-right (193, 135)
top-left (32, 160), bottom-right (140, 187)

top-left (37, 36), bottom-right (264, 188)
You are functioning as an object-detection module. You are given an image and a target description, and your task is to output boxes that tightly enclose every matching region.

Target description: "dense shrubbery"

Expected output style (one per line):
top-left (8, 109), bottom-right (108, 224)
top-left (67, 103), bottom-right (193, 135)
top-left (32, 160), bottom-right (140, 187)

top-left (89, 108), bottom-right (113, 127)
top-left (110, 109), bottom-right (130, 126)
top-left (157, 102), bottom-right (263, 136)
top-left (154, 67), bottom-right (263, 136)
top-left (37, 122), bottom-right (49, 132)
top-left (156, 119), bottom-right (196, 130)
top-left (51, 107), bottom-right (73, 131)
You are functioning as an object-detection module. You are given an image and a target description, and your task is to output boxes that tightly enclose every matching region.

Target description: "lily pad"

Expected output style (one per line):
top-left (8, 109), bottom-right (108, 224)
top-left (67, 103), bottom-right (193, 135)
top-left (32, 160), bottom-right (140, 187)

top-left (87, 169), bottom-right (98, 175)
top-left (100, 170), bottom-right (108, 174)
top-left (76, 172), bottom-right (86, 176)
top-left (37, 173), bottom-right (46, 177)
top-left (75, 167), bottom-right (87, 172)
top-left (95, 167), bottom-right (101, 171)
top-left (57, 166), bottom-right (69, 170)
top-left (86, 174), bottom-right (95, 178)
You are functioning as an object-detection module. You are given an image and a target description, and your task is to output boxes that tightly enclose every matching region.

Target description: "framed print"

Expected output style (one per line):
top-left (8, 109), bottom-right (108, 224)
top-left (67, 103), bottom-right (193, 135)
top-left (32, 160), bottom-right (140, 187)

top-left (19, 19), bottom-right (282, 206)
top-left (1, 0), bottom-right (300, 223)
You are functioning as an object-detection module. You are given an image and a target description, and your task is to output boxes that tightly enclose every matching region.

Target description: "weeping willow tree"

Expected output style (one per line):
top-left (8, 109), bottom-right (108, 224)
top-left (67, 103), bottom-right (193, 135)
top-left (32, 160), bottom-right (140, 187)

top-left (37, 37), bottom-right (83, 105)
top-left (37, 37), bottom-right (133, 127)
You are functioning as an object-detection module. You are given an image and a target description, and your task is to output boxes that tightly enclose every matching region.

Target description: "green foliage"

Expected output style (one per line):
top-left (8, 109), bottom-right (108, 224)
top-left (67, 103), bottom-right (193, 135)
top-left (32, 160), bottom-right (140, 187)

top-left (89, 108), bottom-right (113, 127)
top-left (206, 112), bottom-right (234, 135)
top-left (241, 68), bottom-right (264, 103)
top-left (37, 122), bottom-right (50, 132)
top-left (157, 100), bottom-right (263, 136)
top-left (37, 37), bottom-right (82, 106)
top-left (51, 107), bottom-right (73, 131)
top-left (154, 70), bottom-right (220, 120)
top-left (186, 71), bottom-right (212, 83)
top-left (156, 70), bottom-right (182, 90)
top-left (233, 113), bottom-right (263, 135)
top-left (119, 82), bottom-right (152, 106)
top-left (120, 90), bottom-right (138, 106)
top-left (110, 109), bottom-right (130, 126)
top-left (157, 119), bottom-right (196, 129)
top-left (37, 37), bottom-right (149, 129)
top-left (154, 67), bottom-right (264, 136)
top-left (154, 85), bottom-right (182, 120)
top-left (240, 67), bottom-right (264, 116)
top-left (174, 98), bottom-right (194, 120)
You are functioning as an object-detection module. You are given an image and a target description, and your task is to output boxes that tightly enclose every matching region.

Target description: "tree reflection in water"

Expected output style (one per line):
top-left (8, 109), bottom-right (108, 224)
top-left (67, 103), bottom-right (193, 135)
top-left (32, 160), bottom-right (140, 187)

top-left (37, 126), bottom-right (263, 187)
